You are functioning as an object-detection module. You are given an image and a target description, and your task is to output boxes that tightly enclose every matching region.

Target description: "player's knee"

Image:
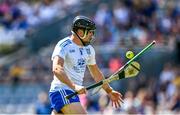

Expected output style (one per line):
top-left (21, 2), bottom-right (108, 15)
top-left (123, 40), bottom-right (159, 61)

top-left (51, 109), bottom-right (63, 115)
top-left (51, 109), bottom-right (57, 115)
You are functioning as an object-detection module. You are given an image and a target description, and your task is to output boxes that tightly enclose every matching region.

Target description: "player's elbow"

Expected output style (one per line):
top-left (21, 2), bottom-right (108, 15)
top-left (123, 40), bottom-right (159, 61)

top-left (52, 65), bottom-right (64, 76)
top-left (52, 69), bottom-right (58, 75)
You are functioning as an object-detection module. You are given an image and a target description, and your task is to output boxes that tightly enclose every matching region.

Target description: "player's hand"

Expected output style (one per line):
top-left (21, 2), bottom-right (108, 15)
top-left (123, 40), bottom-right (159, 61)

top-left (73, 84), bottom-right (87, 94)
top-left (108, 90), bottom-right (123, 108)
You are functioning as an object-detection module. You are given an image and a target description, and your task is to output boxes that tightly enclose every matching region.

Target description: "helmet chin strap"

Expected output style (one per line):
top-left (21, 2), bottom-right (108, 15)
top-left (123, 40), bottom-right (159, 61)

top-left (71, 30), bottom-right (90, 46)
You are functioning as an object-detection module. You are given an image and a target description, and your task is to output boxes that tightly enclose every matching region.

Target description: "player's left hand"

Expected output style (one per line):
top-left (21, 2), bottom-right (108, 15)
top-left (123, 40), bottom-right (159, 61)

top-left (108, 90), bottom-right (123, 108)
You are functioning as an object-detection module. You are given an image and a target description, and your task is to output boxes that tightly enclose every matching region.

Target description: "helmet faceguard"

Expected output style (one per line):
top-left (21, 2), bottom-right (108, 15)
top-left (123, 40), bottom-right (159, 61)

top-left (71, 16), bottom-right (96, 46)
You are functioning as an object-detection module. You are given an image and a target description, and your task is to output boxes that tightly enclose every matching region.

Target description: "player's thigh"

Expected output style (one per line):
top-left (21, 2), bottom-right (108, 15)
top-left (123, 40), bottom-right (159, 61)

top-left (61, 102), bottom-right (87, 114)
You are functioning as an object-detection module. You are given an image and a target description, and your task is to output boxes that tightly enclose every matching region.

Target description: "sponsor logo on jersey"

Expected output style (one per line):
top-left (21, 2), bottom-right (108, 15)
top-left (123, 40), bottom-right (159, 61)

top-left (69, 49), bottom-right (75, 53)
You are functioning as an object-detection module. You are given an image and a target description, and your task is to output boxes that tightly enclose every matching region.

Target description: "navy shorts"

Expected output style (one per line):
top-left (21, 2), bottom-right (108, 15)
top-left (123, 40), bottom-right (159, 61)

top-left (49, 89), bottom-right (80, 113)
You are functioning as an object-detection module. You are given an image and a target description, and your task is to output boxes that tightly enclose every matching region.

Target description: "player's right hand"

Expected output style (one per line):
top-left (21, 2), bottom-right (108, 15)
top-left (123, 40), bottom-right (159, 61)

top-left (73, 84), bottom-right (87, 94)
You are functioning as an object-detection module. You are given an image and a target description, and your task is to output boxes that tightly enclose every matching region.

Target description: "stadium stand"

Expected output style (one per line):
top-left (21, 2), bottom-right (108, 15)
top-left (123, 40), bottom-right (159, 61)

top-left (0, 0), bottom-right (179, 114)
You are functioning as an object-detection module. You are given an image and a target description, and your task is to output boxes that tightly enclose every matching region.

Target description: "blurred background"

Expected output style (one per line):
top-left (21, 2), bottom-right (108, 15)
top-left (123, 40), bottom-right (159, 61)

top-left (0, 0), bottom-right (179, 114)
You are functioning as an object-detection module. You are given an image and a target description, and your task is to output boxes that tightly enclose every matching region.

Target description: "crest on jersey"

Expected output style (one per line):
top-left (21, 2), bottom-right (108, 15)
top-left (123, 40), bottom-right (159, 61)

top-left (69, 49), bottom-right (75, 53)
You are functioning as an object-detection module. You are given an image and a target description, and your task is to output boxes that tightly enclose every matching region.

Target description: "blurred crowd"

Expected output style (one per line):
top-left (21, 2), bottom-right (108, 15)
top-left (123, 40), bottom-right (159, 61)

top-left (93, 0), bottom-right (179, 48)
top-left (84, 62), bottom-right (180, 114)
top-left (0, 0), bottom-right (179, 46)
top-left (0, 0), bottom-right (82, 45)
top-left (0, 0), bottom-right (180, 114)
top-left (0, 45), bottom-right (179, 114)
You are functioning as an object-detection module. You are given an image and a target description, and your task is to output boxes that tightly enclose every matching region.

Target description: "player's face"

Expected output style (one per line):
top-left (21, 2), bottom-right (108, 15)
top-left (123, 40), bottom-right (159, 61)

top-left (78, 29), bottom-right (95, 43)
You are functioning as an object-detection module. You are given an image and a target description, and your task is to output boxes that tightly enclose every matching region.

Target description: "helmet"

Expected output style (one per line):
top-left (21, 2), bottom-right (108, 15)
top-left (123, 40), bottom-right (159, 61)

top-left (72, 16), bottom-right (96, 32)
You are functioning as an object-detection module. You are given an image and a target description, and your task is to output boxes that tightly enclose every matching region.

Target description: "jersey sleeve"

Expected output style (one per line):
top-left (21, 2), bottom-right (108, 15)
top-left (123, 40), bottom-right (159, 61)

top-left (51, 42), bottom-right (66, 61)
top-left (87, 46), bottom-right (96, 65)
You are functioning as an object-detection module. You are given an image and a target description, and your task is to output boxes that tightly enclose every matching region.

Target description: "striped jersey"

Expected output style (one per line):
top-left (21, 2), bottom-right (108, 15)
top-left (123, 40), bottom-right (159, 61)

top-left (50, 36), bottom-right (96, 92)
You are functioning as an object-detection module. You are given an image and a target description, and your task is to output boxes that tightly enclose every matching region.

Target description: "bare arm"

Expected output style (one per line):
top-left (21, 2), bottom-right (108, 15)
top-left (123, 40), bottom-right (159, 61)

top-left (52, 56), bottom-right (75, 89)
top-left (88, 64), bottom-right (123, 108)
top-left (88, 64), bottom-right (113, 93)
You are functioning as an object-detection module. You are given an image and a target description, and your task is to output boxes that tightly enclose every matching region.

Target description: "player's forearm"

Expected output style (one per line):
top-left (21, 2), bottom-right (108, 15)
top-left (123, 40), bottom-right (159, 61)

top-left (95, 71), bottom-right (113, 93)
top-left (88, 65), bottom-right (113, 93)
top-left (53, 70), bottom-right (75, 90)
